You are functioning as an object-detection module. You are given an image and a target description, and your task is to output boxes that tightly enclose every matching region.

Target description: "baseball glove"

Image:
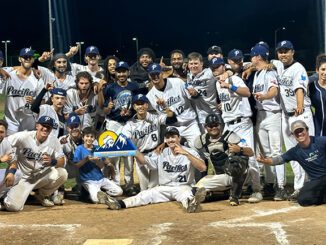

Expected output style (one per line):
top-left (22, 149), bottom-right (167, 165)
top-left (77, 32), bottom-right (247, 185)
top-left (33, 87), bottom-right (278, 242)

top-left (224, 155), bottom-right (248, 178)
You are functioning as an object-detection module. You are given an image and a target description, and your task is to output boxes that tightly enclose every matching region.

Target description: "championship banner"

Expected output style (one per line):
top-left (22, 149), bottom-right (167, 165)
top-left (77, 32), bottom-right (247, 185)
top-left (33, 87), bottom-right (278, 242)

top-left (93, 131), bottom-right (137, 158)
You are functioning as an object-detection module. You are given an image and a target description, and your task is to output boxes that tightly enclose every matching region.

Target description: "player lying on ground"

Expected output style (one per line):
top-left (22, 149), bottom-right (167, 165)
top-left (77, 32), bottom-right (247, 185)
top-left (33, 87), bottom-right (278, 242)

top-left (102, 127), bottom-right (207, 213)
top-left (257, 120), bottom-right (326, 206)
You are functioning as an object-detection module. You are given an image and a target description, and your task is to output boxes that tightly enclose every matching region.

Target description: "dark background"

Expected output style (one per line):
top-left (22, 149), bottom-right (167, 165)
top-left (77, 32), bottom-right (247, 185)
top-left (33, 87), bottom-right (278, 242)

top-left (0, 0), bottom-right (324, 70)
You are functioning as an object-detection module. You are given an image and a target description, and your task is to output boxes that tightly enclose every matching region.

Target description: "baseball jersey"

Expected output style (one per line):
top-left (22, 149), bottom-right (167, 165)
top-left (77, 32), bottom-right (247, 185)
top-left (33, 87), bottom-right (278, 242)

top-left (0, 137), bottom-right (15, 163)
top-left (65, 88), bottom-right (98, 128)
top-left (187, 68), bottom-right (219, 123)
top-left (272, 60), bottom-right (311, 113)
top-left (59, 134), bottom-right (83, 163)
top-left (123, 112), bottom-right (167, 152)
top-left (252, 70), bottom-right (280, 111)
top-left (144, 146), bottom-right (200, 186)
top-left (216, 75), bottom-right (252, 122)
top-left (103, 82), bottom-right (139, 123)
top-left (37, 104), bottom-right (65, 138)
top-left (147, 78), bottom-right (197, 127)
top-left (70, 63), bottom-right (102, 84)
top-left (7, 131), bottom-right (64, 178)
top-left (0, 70), bottom-right (44, 133)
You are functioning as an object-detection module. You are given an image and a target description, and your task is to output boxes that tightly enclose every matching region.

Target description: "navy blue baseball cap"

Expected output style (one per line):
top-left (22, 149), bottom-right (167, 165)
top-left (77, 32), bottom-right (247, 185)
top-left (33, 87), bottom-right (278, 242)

top-left (207, 45), bottom-right (223, 55)
top-left (147, 63), bottom-right (162, 74)
top-left (276, 40), bottom-right (294, 51)
top-left (85, 46), bottom-right (100, 55)
top-left (51, 88), bottom-right (67, 97)
top-left (37, 116), bottom-right (55, 127)
top-left (209, 57), bottom-right (225, 68)
top-left (164, 127), bottom-right (180, 137)
top-left (132, 94), bottom-right (149, 104)
top-left (19, 48), bottom-right (35, 57)
top-left (227, 49), bottom-right (244, 61)
top-left (0, 50), bottom-right (3, 60)
top-left (67, 112), bottom-right (81, 127)
top-left (256, 41), bottom-right (270, 51)
top-left (250, 45), bottom-right (269, 59)
top-left (115, 61), bottom-right (129, 71)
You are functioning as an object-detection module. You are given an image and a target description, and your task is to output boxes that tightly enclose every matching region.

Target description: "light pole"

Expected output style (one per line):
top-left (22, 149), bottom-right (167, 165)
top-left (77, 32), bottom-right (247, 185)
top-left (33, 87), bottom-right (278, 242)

top-left (48, 0), bottom-right (55, 51)
top-left (132, 37), bottom-right (139, 57)
top-left (76, 41), bottom-right (84, 64)
top-left (274, 27), bottom-right (286, 51)
top-left (1, 40), bottom-right (11, 66)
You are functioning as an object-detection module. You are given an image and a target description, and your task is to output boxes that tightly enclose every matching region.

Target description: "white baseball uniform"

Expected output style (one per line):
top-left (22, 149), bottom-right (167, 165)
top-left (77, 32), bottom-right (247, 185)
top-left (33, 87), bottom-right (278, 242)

top-left (216, 75), bottom-right (260, 191)
top-left (123, 112), bottom-right (167, 191)
top-left (121, 146), bottom-right (199, 209)
top-left (187, 68), bottom-right (219, 127)
top-left (3, 131), bottom-right (67, 211)
top-left (253, 69), bottom-right (285, 188)
top-left (146, 78), bottom-right (201, 147)
top-left (0, 70), bottom-right (44, 135)
top-left (273, 59), bottom-right (315, 190)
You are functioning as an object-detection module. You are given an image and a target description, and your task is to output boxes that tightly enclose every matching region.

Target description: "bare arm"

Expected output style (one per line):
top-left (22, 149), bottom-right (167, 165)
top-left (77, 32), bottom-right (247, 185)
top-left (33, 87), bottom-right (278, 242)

top-left (228, 144), bottom-right (254, 157)
top-left (173, 144), bottom-right (207, 172)
top-left (253, 86), bottom-right (278, 102)
top-left (295, 88), bottom-right (304, 116)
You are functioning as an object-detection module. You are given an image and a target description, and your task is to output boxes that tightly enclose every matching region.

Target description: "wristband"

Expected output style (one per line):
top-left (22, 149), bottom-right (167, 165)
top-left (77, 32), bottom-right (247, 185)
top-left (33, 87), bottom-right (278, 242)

top-left (230, 85), bottom-right (238, 92)
top-left (51, 159), bottom-right (57, 166)
top-left (7, 168), bottom-right (17, 175)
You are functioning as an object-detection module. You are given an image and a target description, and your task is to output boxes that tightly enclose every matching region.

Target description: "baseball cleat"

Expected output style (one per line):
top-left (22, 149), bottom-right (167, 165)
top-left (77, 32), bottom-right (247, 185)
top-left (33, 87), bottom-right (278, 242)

top-left (273, 188), bottom-right (288, 201)
top-left (103, 195), bottom-right (121, 210)
top-left (288, 190), bottom-right (300, 201)
top-left (52, 192), bottom-right (65, 205)
top-left (229, 197), bottom-right (240, 206)
top-left (248, 192), bottom-right (263, 203)
top-left (186, 187), bottom-right (206, 213)
top-left (34, 193), bottom-right (55, 207)
top-left (97, 191), bottom-right (108, 204)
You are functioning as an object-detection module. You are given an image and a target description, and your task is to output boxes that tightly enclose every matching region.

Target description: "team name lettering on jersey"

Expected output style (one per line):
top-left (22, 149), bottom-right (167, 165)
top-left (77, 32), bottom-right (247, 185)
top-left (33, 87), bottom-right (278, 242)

top-left (156, 95), bottom-right (181, 112)
top-left (190, 78), bottom-right (209, 86)
top-left (163, 161), bottom-right (188, 172)
top-left (7, 86), bottom-right (36, 97)
top-left (22, 148), bottom-right (43, 160)
top-left (133, 124), bottom-right (158, 139)
top-left (114, 90), bottom-right (132, 109)
top-left (254, 84), bottom-right (265, 93)
top-left (219, 92), bottom-right (231, 102)
top-left (278, 76), bottom-right (293, 86)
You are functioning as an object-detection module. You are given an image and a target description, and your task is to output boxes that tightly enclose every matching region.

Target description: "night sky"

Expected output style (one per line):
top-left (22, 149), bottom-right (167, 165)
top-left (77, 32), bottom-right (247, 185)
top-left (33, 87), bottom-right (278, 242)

top-left (0, 0), bottom-right (322, 69)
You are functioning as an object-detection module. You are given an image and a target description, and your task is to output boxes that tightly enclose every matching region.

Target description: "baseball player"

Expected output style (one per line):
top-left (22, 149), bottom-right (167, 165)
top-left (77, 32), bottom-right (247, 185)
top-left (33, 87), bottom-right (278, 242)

top-left (73, 127), bottom-right (123, 203)
top-left (186, 52), bottom-right (220, 132)
top-left (209, 57), bottom-right (263, 202)
top-left (103, 127), bottom-right (207, 213)
top-left (31, 85), bottom-right (67, 138)
top-left (146, 63), bottom-right (201, 147)
top-left (122, 94), bottom-right (177, 191)
top-left (251, 44), bottom-right (287, 201)
top-left (274, 40), bottom-right (315, 200)
top-left (194, 114), bottom-right (252, 206)
top-left (0, 48), bottom-right (44, 135)
top-left (65, 71), bottom-right (98, 128)
top-left (0, 120), bottom-right (22, 206)
top-left (1, 116), bottom-right (68, 211)
top-left (101, 61), bottom-right (139, 196)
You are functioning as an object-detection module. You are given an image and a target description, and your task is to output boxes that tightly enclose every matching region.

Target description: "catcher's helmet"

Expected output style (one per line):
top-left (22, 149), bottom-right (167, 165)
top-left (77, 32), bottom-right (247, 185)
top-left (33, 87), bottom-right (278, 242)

top-left (205, 114), bottom-right (223, 125)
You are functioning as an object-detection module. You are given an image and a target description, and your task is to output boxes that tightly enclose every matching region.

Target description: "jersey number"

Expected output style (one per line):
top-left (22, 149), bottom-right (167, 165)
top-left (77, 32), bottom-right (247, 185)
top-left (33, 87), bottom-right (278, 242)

top-left (198, 89), bottom-right (207, 96)
top-left (151, 134), bottom-right (158, 142)
top-left (177, 175), bottom-right (187, 182)
top-left (176, 106), bottom-right (185, 115)
top-left (284, 88), bottom-right (295, 97)
top-left (224, 103), bottom-right (232, 112)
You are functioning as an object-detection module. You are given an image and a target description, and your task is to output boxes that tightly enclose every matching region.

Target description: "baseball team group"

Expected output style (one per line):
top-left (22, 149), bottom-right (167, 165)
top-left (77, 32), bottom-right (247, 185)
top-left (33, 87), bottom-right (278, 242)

top-left (0, 39), bottom-right (325, 213)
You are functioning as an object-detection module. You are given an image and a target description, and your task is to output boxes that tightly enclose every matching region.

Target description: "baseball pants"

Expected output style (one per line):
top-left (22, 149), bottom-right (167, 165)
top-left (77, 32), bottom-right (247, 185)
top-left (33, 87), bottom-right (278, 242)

top-left (282, 109), bottom-right (315, 191)
top-left (105, 119), bottom-right (135, 191)
top-left (195, 174), bottom-right (232, 192)
top-left (135, 157), bottom-right (158, 191)
top-left (0, 169), bottom-right (22, 198)
top-left (176, 121), bottom-right (201, 148)
top-left (82, 178), bottom-right (123, 203)
top-left (3, 167), bottom-right (67, 212)
top-left (122, 185), bottom-right (194, 210)
top-left (256, 111), bottom-right (285, 188)
top-left (224, 117), bottom-right (261, 192)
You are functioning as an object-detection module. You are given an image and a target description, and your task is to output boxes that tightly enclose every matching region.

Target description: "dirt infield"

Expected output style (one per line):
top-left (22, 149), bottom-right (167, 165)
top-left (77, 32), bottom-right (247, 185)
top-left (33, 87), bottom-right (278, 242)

top-left (1, 198), bottom-right (326, 245)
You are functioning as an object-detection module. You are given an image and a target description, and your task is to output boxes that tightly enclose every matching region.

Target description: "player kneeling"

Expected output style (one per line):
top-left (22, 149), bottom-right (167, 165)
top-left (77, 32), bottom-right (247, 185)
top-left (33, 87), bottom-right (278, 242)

top-left (73, 127), bottom-right (123, 203)
top-left (102, 127), bottom-right (207, 213)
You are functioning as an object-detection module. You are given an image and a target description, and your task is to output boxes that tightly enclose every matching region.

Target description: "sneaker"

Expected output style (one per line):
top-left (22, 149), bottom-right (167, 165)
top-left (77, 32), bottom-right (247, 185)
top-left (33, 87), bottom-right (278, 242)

top-left (248, 192), bottom-right (263, 203)
top-left (34, 193), bottom-right (55, 207)
top-left (288, 190), bottom-right (300, 201)
top-left (103, 195), bottom-right (121, 210)
top-left (52, 192), bottom-right (65, 205)
top-left (274, 188), bottom-right (288, 201)
top-left (229, 197), bottom-right (240, 206)
top-left (186, 187), bottom-right (206, 213)
top-left (97, 191), bottom-right (108, 204)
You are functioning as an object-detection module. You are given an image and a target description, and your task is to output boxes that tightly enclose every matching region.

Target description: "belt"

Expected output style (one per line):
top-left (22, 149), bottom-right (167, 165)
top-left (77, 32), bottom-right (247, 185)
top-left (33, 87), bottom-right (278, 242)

top-left (142, 147), bottom-right (157, 154)
top-left (258, 109), bottom-right (281, 114)
top-left (285, 111), bottom-right (295, 117)
top-left (227, 118), bottom-right (242, 125)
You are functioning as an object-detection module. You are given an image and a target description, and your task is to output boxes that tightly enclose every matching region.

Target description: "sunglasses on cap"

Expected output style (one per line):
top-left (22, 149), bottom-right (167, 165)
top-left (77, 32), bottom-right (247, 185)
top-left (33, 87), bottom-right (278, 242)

top-left (206, 123), bottom-right (220, 128)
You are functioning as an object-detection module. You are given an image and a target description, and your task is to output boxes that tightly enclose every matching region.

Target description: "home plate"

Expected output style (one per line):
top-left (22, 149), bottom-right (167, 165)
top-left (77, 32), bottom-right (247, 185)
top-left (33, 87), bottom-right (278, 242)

top-left (83, 239), bottom-right (133, 245)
